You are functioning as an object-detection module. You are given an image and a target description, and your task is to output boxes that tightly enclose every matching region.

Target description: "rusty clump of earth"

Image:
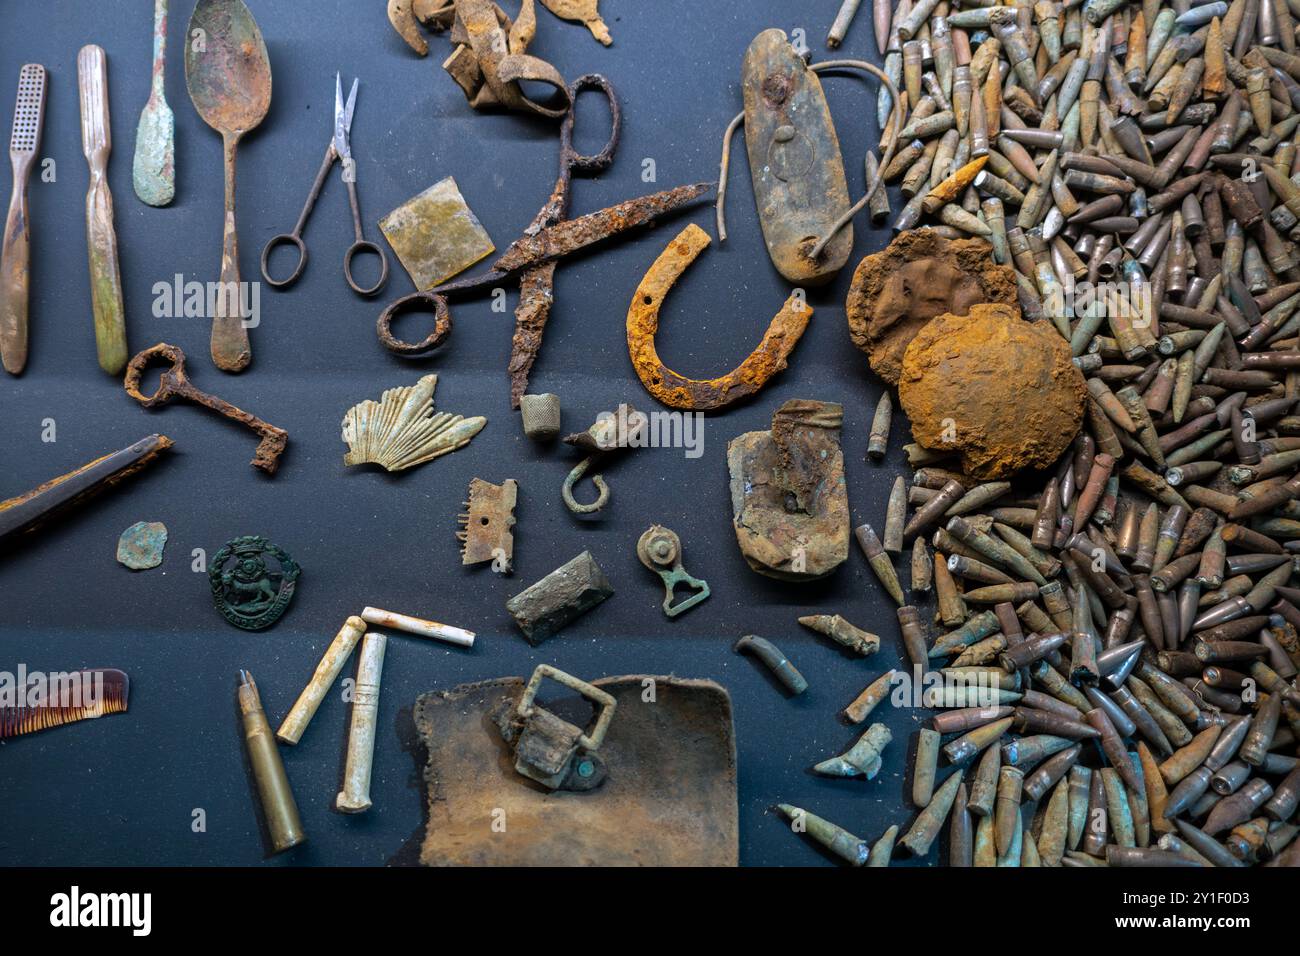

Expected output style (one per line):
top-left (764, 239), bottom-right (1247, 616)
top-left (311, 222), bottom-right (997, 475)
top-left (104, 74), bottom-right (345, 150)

top-left (899, 303), bottom-right (1086, 480)
top-left (845, 231), bottom-right (1019, 385)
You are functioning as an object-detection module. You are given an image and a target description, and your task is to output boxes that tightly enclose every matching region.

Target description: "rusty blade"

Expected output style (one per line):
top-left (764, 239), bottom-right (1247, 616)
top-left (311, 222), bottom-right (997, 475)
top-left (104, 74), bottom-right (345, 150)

top-left (491, 181), bottom-right (714, 274)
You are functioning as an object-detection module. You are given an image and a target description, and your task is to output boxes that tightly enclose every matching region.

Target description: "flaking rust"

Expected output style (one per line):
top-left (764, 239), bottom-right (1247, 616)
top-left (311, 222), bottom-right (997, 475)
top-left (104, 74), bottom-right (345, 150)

top-left (627, 223), bottom-right (811, 410)
top-left (457, 478), bottom-right (517, 571)
top-left (441, 0), bottom-right (569, 118)
top-left (739, 30), bottom-right (853, 284)
top-left (538, 0), bottom-right (611, 45)
top-left (845, 231), bottom-right (1018, 385)
top-left (728, 399), bottom-right (850, 581)
top-left (493, 182), bottom-right (713, 274)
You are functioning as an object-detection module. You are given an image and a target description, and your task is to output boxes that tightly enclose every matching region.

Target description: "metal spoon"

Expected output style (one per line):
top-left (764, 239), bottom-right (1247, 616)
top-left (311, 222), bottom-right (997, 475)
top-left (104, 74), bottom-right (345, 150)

top-left (184, 0), bottom-right (271, 373)
top-left (133, 0), bottom-right (175, 206)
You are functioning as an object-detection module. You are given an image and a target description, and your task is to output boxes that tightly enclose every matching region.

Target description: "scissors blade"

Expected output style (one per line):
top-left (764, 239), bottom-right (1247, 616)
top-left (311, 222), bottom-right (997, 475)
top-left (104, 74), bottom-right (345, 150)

top-left (491, 182), bottom-right (714, 274)
top-left (333, 73), bottom-right (353, 160)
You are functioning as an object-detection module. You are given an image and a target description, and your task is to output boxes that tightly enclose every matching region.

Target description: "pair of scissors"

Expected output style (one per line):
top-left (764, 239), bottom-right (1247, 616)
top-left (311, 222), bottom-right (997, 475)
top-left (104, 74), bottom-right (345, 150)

top-left (376, 74), bottom-right (711, 409)
top-left (261, 74), bottom-right (389, 296)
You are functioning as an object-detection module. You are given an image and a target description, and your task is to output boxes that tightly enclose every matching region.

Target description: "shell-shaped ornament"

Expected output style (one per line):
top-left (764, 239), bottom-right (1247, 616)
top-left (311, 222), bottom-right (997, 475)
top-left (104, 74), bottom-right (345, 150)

top-left (341, 374), bottom-right (486, 472)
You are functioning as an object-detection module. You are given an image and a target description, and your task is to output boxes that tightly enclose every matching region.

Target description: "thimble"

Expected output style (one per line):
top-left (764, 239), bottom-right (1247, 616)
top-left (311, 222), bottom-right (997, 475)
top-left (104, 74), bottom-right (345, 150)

top-left (520, 393), bottom-right (561, 441)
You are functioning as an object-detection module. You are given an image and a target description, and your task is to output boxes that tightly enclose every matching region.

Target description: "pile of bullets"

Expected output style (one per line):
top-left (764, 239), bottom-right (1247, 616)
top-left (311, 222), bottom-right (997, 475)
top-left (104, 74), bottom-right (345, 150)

top-left (776, 0), bottom-right (1300, 869)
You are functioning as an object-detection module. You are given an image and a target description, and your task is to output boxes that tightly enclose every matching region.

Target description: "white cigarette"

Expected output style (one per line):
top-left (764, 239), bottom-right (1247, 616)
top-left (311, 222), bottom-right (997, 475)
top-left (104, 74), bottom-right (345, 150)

top-left (277, 616), bottom-right (367, 745)
top-left (360, 606), bottom-right (475, 648)
top-left (335, 631), bottom-right (387, 814)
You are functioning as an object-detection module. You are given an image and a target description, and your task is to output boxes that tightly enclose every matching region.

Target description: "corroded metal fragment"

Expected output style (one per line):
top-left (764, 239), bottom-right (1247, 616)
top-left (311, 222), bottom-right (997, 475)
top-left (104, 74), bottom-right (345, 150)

top-left (727, 399), bottom-right (850, 580)
top-left (845, 230), bottom-right (1018, 385)
top-left (505, 550), bottom-right (613, 644)
top-left (627, 223), bottom-right (811, 410)
top-left (637, 524), bottom-right (710, 617)
top-left (378, 176), bottom-right (494, 290)
top-left (209, 535), bottom-right (299, 631)
top-left (740, 29), bottom-right (852, 284)
top-left (494, 665), bottom-right (615, 791)
top-left (116, 520), bottom-right (167, 570)
top-left (458, 478), bottom-right (517, 570)
top-left (735, 634), bottom-right (809, 694)
top-left (798, 613), bottom-right (880, 656)
top-left (443, 0), bottom-right (569, 118)
top-left (899, 303), bottom-right (1086, 479)
top-left (492, 182), bottom-right (713, 274)
top-left (539, 0), bottom-right (612, 45)
top-left (813, 723), bottom-right (893, 778)
top-left (341, 374), bottom-right (485, 472)
top-left (0, 434), bottom-right (173, 546)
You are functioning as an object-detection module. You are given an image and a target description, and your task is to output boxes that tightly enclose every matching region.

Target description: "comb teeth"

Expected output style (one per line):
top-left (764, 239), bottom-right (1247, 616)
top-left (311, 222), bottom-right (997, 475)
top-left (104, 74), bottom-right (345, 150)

top-left (0, 668), bottom-right (129, 739)
top-left (10, 63), bottom-right (46, 155)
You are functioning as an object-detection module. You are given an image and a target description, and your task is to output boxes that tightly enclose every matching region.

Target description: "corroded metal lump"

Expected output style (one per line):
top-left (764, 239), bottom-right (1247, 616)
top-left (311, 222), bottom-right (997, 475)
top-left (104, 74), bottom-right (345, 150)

top-left (727, 399), bottom-right (849, 580)
top-left (899, 302), bottom-right (1086, 479)
top-left (845, 231), bottom-right (1018, 385)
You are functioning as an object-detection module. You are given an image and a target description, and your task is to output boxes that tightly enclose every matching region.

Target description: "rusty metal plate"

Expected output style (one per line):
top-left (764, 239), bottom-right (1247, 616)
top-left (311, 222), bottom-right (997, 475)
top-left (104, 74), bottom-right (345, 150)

top-left (414, 674), bottom-right (738, 865)
top-left (741, 29), bottom-right (852, 285)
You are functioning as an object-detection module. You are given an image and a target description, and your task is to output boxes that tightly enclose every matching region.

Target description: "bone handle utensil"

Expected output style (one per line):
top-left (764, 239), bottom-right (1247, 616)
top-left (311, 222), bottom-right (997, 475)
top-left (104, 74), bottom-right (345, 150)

top-left (277, 616), bottom-right (367, 745)
top-left (336, 631), bottom-right (387, 813)
top-left (132, 0), bottom-right (175, 206)
top-left (360, 606), bottom-right (475, 647)
top-left (1, 64), bottom-right (46, 375)
top-left (78, 45), bottom-right (129, 375)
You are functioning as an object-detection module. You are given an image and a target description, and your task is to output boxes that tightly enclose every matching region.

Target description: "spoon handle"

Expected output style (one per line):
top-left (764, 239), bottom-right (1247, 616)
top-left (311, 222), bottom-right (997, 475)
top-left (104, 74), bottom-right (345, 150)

top-left (212, 131), bottom-right (251, 372)
top-left (151, 0), bottom-right (168, 100)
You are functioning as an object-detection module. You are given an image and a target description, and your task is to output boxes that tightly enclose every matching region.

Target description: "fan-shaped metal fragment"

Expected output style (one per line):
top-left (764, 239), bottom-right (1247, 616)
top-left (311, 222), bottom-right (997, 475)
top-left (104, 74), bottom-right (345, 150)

top-left (341, 374), bottom-right (486, 472)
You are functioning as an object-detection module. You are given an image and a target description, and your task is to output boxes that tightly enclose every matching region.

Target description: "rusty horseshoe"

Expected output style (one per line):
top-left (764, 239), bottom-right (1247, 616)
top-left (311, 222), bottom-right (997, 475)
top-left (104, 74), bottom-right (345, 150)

top-left (626, 223), bottom-right (812, 411)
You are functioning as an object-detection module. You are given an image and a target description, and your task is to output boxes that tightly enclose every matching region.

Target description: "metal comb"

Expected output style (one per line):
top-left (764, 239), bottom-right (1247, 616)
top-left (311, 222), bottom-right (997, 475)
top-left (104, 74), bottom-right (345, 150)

top-left (0, 63), bottom-right (47, 374)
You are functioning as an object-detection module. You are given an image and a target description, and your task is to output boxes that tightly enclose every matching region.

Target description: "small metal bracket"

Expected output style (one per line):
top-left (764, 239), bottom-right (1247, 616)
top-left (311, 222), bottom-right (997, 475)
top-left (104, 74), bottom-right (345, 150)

top-left (637, 525), bottom-right (711, 617)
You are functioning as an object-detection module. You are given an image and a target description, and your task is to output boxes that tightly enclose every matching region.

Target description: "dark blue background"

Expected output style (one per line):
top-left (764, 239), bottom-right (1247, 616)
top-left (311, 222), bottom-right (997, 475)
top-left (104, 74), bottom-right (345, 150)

top-left (0, 0), bottom-right (935, 866)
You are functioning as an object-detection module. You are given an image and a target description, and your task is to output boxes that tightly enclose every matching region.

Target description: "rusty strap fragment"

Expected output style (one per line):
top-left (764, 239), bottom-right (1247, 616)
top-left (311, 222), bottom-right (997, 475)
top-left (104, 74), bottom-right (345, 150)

top-left (443, 0), bottom-right (570, 118)
top-left (493, 182), bottom-right (714, 273)
top-left (627, 223), bottom-right (811, 411)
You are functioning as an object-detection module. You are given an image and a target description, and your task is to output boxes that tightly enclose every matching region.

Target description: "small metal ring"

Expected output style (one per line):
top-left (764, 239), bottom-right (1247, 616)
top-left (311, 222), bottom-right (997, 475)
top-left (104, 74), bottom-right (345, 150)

top-left (376, 291), bottom-right (453, 355)
top-left (344, 240), bottom-right (389, 297)
top-left (260, 233), bottom-right (308, 289)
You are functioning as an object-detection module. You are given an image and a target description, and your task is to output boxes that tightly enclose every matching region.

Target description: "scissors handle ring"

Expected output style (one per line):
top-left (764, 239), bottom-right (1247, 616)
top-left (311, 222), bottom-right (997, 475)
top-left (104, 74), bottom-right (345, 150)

top-left (261, 233), bottom-right (308, 289)
top-left (563, 74), bottom-right (622, 174)
top-left (376, 290), bottom-right (453, 355)
top-left (344, 239), bottom-right (389, 297)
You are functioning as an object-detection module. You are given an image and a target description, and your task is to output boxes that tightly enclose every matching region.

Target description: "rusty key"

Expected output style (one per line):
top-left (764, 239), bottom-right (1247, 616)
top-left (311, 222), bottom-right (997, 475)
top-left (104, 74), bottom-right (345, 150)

top-left (124, 342), bottom-right (287, 474)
